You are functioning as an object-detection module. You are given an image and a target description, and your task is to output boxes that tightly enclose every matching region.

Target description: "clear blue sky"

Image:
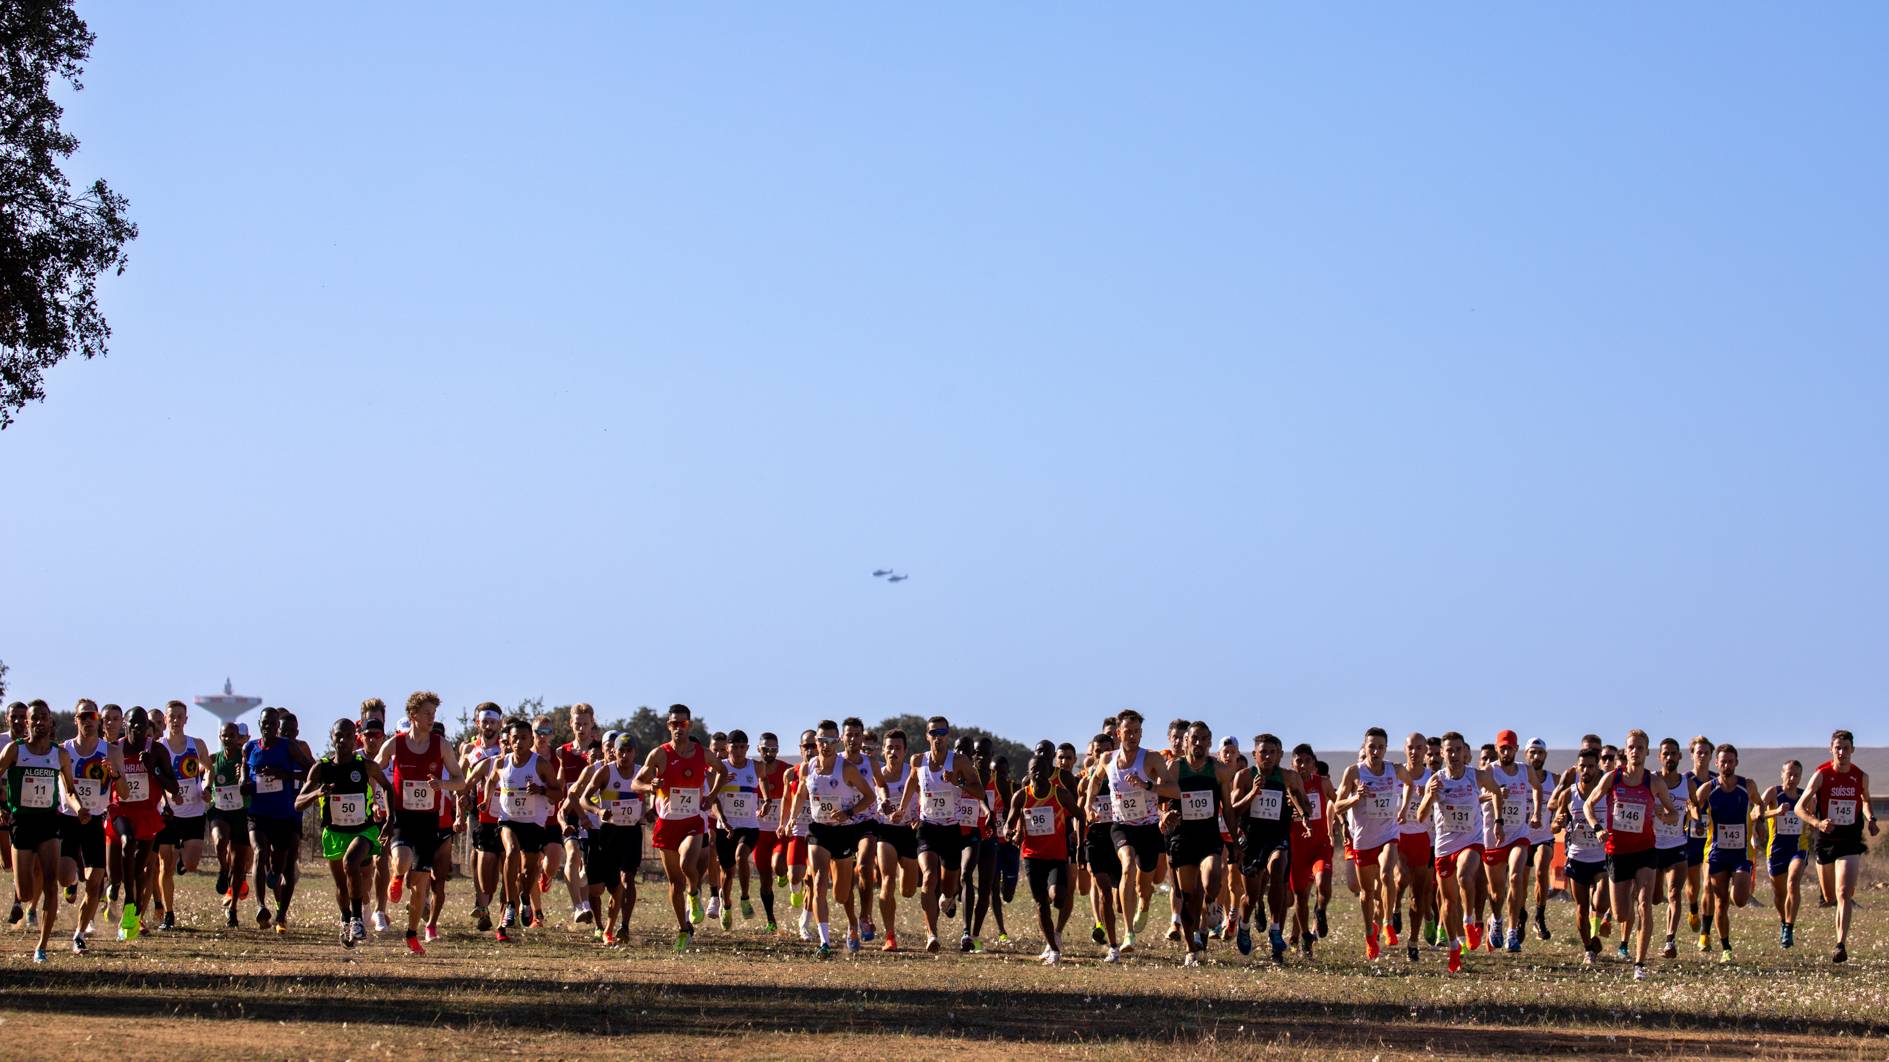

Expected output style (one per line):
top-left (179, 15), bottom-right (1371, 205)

top-left (4, 5), bottom-right (1884, 750)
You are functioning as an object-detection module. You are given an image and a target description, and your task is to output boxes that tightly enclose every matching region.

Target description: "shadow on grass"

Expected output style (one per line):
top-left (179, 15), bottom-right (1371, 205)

top-left (0, 965), bottom-right (1882, 1052)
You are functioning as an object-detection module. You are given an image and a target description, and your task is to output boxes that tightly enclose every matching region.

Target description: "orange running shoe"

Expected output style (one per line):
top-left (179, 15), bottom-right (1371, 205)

top-left (1466, 923), bottom-right (1484, 952)
top-left (1448, 942), bottom-right (1463, 973)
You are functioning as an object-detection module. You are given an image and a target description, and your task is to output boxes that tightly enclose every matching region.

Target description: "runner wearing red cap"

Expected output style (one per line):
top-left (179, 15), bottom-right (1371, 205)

top-left (1480, 729), bottom-right (1543, 952)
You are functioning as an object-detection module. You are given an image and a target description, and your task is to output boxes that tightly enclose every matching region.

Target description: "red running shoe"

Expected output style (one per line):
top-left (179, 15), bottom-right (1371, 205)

top-left (1448, 942), bottom-right (1463, 973)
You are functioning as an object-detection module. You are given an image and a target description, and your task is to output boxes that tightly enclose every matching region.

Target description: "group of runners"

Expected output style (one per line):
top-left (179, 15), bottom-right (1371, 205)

top-left (2, 696), bottom-right (1877, 978)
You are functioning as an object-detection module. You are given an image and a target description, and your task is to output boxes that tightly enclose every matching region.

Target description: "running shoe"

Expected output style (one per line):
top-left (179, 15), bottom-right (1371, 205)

top-left (159, 912), bottom-right (176, 932)
top-left (925, 935), bottom-right (940, 953)
top-left (971, 937), bottom-right (985, 953)
top-left (390, 876), bottom-right (404, 904)
top-left (1166, 923), bottom-right (1184, 944)
top-left (1617, 941), bottom-right (1630, 960)
top-left (71, 932), bottom-right (88, 955)
top-left (1582, 948), bottom-right (1595, 965)
top-left (341, 919), bottom-right (355, 949)
top-left (1688, 908), bottom-right (1700, 932)
top-left (789, 887), bottom-right (803, 909)
top-left (1660, 937), bottom-right (1677, 960)
top-left (575, 902), bottom-right (593, 925)
top-left (690, 894), bottom-right (704, 925)
top-left (12, 901), bottom-right (29, 926)
top-left (1633, 962), bottom-right (1648, 981)
top-left (1103, 945), bottom-right (1121, 963)
top-left (1598, 916), bottom-right (1612, 938)
top-left (1465, 923), bottom-right (1483, 952)
top-left (1697, 931), bottom-right (1710, 953)
top-left (846, 933), bottom-right (861, 956)
top-left (1182, 950), bottom-right (1200, 968)
top-left (352, 918), bottom-right (368, 943)
top-left (539, 869), bottom-right (552, 894)
top-left (372, 910), bottom-right (390, 933)
top-left (1408, 943), bottom-right (1420, 962)
top-left (424, 925), bottom-right (440, 943)
top-left (1131, 904), bottom-right (1152, 934)
top-left (1301, 936), bottom-right (1314, 959)
top-left (705, 895), bottom-right (720, 922)
top-left (721, 904), bottom-right (733, 931)
top-left (495, 925), bottom-right (511, 943)
top-left (1719, 946), bottom-right (1731, 964)
top-left (997, 931), bottom-right (1010, 946)
top-left (1781, 923), bottom-right (1794, 949)
top-left (740, 898), bottom-right (754, 920)
top-left (1235, 925), bottom-right (1253, 956)
top-left (256, 905), bottom-right (272, 928)
top-left (1268, 926), bottom-right (1286, 960)
top-left (406, 932), bottom-right (425, 955)
top-left (817, 942), bottom-right (833, 960)
top-left (798, 909), bottom-right (813, 940)
top-left (1390, 910), bottom-right (1403, 937)
top-left (500, 904), bottom-right (517, 929)
top-left (764, 921), bottom-right (778, 934)
top-left (216, 868), bottom-right (230, 895)
top-left (1314, 905), bottom-right (1329, 939)
top-left (960, 932), bottom-right (973, 953)
top-left (775, 874), bottom-right (788, 889)
top-left (882, 933), bottom-right (899, 952)
top-left (473, 905), bottom-right (492, 932)
top-left (861, 918), bottom-right (874, 942)
top-left (674, 929), bottom-right (691, 953)
top-left (602, 928), bottom-right (617, 946)
top-left (1534, 909), bottom-right (1551, 941)
top-left (120, 902), bottom-right (140, 942)
top-left (1385, 921), bottom-right (1400, 947)
top-left (1506, 927), bottom-right (1522, 953)
top-left (1489, 918), bottom-right (1504, 952)
top-left (1121, 932), bottom-right (1136, 954)
top-left (26, 908), bottom-right (39, 929)
top-left (1447, 942), bottom-right (1462, 973)
top-left (1092, 923), bottom-right (1106, 945)
top-left (64, 883), bottom-right (78, 905)
top-left (1833, 943), bottom-right (1848, 964)
top-left (32, 947), bottom-right (48, 964)
top-left (1365, 933), bottom-right (1380, 961)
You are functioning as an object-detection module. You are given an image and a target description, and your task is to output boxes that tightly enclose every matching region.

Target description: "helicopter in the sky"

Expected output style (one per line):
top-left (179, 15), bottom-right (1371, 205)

top-left (872, 569), bottom-right (894, 578)
top-left (886, 573), bottom-right (909, 583)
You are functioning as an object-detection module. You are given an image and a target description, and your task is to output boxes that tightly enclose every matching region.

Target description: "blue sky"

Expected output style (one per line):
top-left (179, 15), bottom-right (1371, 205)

top-left (3, 5), bottom-right (1884, 749)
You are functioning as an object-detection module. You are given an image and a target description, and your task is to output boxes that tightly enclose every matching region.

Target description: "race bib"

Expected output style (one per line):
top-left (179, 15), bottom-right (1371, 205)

top-left (1180, 790), bottom-right (1214, 821)
top-left (74, 778), bottom-right (107, 814)
top-left (1689, 811), bottom-right (1709, 839)
top-left (666, 788), bottom-right (700, 818)
top-left (1439, 801), bottom-right (1474, 832)
top-left (125, 773), bottom-right (151, 803)
top-left (814, 797), bottom-right (842, 824)
top-left (19, 772), bottom-right (55, 809)
top-left (1025, 806), bottom-right (1056, 836)
top-left (1654, 812), bottom-right (1685, 844)
top-left (330, 793), bottom-right (367, 828)
top-left (1714, 823), bottom-right (1746, 850)
top-left (1566, 818), bottom-right (1599, 848)
top-left (1303, 791), bottom-right (1322, 820)
top-left (1365, 789), bottom-right (1394, 820)
top-left (175, 777), bottom-right (204, 807)
top-left (213, 785), bottom-right (244, 812)
top-left (757, 798), bottom-right (780, 828)
top-left (1777, 806), bottom-right (1802, 836)
top-left (1613, 800), bottom-right (1646, 835)
top-left (1112, 789), bottom-right (1149, 822)
top-left (607, 796), bottom-right (642, 824)
top-left (722, 792), bottom-right (755, 820)
top-left (1248, 790), bottom-right (1283, 821)
top-left (253, 773), bottom-right (283, 795)
top-left (1501, 796), bottom-right (1526, 829)
top-left (923, 791), bottom-right (953, 822)
top-left (1830, 799), bottom-right (1857, 826)
top-left (401, 779), bottom-right (435, 811)
top-left (501, 788), bottom-right (534, 819)
top-left (1089, 793), bottom-right (1113, 821)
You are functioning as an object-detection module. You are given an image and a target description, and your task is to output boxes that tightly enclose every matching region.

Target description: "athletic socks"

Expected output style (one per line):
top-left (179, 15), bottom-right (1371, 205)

top-left (761, 891), bottom-right (777, 925)
top-left (817, 921), bottom-right (831, 946)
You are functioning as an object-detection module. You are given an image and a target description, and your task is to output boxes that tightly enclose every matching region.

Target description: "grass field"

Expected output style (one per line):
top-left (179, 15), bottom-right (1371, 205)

top-left (3, 852), bottom-right (1886, 1060)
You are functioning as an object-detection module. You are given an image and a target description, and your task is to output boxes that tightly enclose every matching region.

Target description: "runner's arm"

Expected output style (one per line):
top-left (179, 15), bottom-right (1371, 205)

top-left (292, 763), bottom-right (325, 811)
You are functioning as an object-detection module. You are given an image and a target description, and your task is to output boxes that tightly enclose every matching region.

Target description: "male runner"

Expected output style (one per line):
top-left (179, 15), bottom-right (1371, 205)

top-left (555, 702), bottom-right (600, 926)
top-left (59, 700), bottom-right (117, 949)
top-left (1104, 710), bottom-right (1178, 954)
top-left (895, 716), bottom-right (985, 953)
top-left (1385, 730), bottom-right (1435, 960)
top-left (752, 732), bottom-right (789, 933)
top-left (1761, 759), bottom-right (1807, 947)
top-left (576, 732), bottom-right (645, 944)
top-left (1287, 743), bottom-right (1337, 953)
top-left (1650, 738), bottom-right (1692, 958)
top-left (1332, 727), bottom-right (1414, 960)
top-left (1795, 729), bottom-right (1877, 963)
top-left (871, 729), bottom-right (921, 950)
top-left (1584, 729), bottom-right (1681, 980)
top-left (1230, 732), bottom-right (1312, 962)
top-left (150, 700), bottom-right (208, 932)
top-left (1416, 731), bottom-right (1508, 973)
top-left (1476, 729), bottom-right (1542, 953)
top-left (1, 700), bottom-right (86, 962)
top-left (467, 717), bottom-right (563, 941)
top-left (1157, 721), bottom-right (1234, 966)
top-left (634, 704), bottom-right (728, 952)
top-left (1550, 745), bottom-right (1608, 963)
top-left (780, 718), bottom-right (876, 958)
top-left (1005, 744), bottom-right (1080, 965)
top-left (784, 730), bottom-right (818, 938)
top-left (375, 691), bottom-right (464, 954)
top-left (1076, 732), bottom-right (1124, 961)
top-left (1524, 737), bottom-right (1557, 941)
top-left (459, 704), bottom-right (506, 931)
top-left (1693, 743), bottom-right (1761, 963)
top-left (1682, 735), bottom-right (1716, 942)
top-left (296, 718), bottom-right (393, 948)
top-left (713, 728), bottom-right (764, 929)
top-left (245, 706), bottom-right (311, 933)
top-left (206, 721), bottom-right (251, 928)
top-left (113, 706), bottom-right (179, 940)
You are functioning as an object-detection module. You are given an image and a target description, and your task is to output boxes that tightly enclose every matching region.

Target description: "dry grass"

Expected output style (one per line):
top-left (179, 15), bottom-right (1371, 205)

top-left (3, 850), bottom-right (1886, 1060)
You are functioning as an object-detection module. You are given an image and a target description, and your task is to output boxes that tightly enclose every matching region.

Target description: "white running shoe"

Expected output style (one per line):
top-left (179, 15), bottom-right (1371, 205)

top-left (1183, 951), bottom-right (1200, 968)
top-left (798, 908), bottom-right (813, 940)
top-left (706, 896), bottom-right (722, 921)
top-left (1041, 949), bottom-right (1060, 965)
top-left (574, 902), bottom-right (593, 925)
top-left (1103, 946), bottom-right (1121, 963)
top-left (351, 918), bottom-right (368, 943)
top-left (371, 911), bottom-right (391, 933)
